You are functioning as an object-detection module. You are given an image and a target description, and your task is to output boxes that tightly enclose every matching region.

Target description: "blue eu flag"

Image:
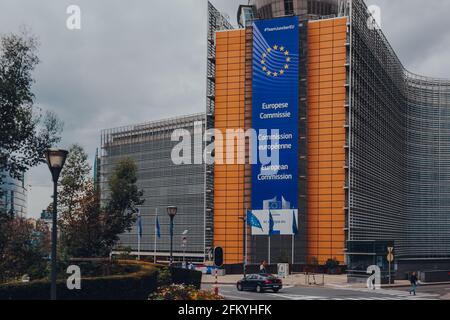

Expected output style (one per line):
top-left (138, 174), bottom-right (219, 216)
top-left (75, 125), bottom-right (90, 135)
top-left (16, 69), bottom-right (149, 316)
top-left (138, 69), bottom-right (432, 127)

top-left (137, 209), bottom-right (143, 239)
top-left (155, 216), bottom-right (161, 239)
top-left (292, 210), bottom-right (298, 235)
top-left (269, 211), bottom-right (275, 236)
top-left (269, 211), bottom-right (281, 236)
top-left (247, 211), bottom-right (263, 232)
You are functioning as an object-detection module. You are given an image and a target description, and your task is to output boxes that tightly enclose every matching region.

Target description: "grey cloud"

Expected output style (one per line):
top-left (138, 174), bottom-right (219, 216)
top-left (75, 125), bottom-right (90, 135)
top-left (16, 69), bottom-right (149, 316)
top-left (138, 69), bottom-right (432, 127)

top-left (1, 0), bottom-right (449, 217)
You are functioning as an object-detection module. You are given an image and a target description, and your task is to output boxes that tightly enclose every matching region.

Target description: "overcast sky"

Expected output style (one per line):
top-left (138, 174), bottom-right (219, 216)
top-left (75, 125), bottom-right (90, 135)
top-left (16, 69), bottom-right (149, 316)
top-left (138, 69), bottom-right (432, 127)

top-left (1, 0), bottom-right (450, 219)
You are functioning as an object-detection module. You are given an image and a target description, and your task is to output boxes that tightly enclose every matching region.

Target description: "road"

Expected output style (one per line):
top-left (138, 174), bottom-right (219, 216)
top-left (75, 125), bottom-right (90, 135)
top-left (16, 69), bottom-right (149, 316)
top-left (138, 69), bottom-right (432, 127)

top-left (202, 283), bottom-right (443, 300)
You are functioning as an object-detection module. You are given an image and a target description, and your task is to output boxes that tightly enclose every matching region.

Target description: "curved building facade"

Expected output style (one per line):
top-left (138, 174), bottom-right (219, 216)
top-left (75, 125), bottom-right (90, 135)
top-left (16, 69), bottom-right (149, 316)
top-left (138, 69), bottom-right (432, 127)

top-left (405, 73), bottom-right (450, 259)
top-left (0, 171), bottom-right (28, 217)
top-left (348, 0), bottom-right (450, 273)
top-left (250, 0), bottom-right (340, 19)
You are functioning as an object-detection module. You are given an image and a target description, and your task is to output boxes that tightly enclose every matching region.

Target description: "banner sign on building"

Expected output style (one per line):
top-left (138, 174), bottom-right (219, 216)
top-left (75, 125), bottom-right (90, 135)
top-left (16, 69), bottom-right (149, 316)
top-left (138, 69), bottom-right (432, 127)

top-left (251, 210), bottom-right (299, 236)
top-left (252, 16), bottom-right (299, 235)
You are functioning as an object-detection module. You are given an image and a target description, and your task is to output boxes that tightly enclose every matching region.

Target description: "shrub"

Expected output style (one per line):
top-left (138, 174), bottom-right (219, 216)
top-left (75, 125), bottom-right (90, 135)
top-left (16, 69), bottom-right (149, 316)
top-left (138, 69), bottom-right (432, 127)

top-left (157, 267), bottom-right (172, 287)
top-left (170, 267), bottom-right (202, 290)
top-left (0, 261), bottom-right (157, 300)
top-left (325, 258), bottom-right (339, 269)
top-left (149, 284), bottom-right (224, 301)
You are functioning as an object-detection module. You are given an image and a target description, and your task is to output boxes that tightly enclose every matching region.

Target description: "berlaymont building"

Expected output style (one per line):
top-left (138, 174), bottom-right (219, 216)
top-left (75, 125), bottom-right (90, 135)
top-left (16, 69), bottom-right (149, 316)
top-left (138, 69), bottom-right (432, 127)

top-left (100, 0), bottom-right (450, 279)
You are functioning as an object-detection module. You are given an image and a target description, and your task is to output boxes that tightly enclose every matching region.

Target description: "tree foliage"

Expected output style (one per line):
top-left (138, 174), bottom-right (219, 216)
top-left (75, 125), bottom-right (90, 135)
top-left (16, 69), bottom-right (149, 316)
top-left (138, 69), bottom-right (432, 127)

top-left (59, 182), bottom-right (105, 257)
top-left (0, 213), bottom-right (50, 283)
top-left (0, 30), bottom-right (62, 185)
top-left (58, 144), bottom-right (91, 214)
top-left (57, 150), bottom-right (144, 258)
top-left (103, 158), bottom-right (144, 249)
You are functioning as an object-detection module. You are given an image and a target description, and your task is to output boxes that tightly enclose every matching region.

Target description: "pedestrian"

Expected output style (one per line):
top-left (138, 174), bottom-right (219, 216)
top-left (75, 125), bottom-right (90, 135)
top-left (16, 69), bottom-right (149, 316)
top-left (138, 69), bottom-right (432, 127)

top-left (409, 272), bottom-right (418, 295)
top-left (260, 260), bottom-right (267, 274)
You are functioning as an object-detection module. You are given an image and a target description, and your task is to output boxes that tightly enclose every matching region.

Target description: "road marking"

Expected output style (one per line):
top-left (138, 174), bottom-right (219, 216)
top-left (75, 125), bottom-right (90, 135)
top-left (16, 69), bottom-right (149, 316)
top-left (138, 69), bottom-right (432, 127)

top-left (223, 294), bottom-right (253, 301)
top-left (328, 286), bottom-right (439, 299)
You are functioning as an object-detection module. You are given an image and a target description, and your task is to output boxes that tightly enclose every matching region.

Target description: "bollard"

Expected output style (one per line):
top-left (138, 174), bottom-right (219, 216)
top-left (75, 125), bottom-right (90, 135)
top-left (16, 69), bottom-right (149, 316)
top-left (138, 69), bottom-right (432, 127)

top-left (214, 269), bottom-right (219, 296)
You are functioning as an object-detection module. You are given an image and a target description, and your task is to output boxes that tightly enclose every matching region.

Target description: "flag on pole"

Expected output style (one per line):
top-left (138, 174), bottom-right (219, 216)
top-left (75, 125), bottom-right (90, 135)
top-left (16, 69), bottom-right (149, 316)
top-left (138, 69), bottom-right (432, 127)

top-left (292, 210), bottom-right (298, 235)
top-left (246, 210), bottom-right (263, 231)
top-left (155, 215), bottom-right (161, 239)
top-left (137, 209), bottom-right (143, 239)
top-left (269, 211), bottom-right (275, 236)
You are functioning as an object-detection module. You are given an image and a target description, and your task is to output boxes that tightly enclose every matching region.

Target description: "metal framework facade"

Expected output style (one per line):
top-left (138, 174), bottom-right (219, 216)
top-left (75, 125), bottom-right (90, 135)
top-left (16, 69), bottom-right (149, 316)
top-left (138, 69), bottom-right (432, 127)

top-left (100, 114), bottom-right (207, 261)
top-left (206, 2), bottom-right (234, 261)
top-left (250, 0), bottom-right (340, 19)
top-left (348, 0), bottom-right (450, 261)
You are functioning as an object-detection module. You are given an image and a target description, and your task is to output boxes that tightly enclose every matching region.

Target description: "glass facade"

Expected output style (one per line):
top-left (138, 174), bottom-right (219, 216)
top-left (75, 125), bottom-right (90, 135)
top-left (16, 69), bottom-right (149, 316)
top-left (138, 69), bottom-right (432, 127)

top-left (0, 171), bottom-right (27, 217)
top-left (100, 114), bottom-right (207, 261)
top-left (348, 0), bottom-right (450, 263)
top-left (250, 0), bottom-right (339, 19)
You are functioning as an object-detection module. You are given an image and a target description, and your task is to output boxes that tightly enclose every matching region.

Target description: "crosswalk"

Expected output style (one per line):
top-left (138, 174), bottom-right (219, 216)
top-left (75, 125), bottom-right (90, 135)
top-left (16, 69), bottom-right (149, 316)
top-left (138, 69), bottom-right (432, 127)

top-left (212, 283), bottom-right (440, 301)
top-left (265, 290), bottom-right (439, 301)
top-left (324, 286), bottom-right (440, 300)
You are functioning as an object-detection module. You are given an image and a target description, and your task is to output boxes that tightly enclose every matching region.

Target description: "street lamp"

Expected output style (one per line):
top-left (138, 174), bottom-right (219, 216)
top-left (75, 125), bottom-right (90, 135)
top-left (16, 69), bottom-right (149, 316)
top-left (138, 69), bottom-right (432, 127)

top-left (166, 206), bottom-right (177, 265)
top-left (45, 148), bottom-right (69, 301)
top-left (182, 230), bottom-right (188, 267)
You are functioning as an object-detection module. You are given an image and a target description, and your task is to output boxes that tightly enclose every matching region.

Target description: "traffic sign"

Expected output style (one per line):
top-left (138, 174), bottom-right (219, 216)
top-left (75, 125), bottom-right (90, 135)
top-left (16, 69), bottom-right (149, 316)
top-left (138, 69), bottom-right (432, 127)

top-left (387, 247), bottom-right (394, 262)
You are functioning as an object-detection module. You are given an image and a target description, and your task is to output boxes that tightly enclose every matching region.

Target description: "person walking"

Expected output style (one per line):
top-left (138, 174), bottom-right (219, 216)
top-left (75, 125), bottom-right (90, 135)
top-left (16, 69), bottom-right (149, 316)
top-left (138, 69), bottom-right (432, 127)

top-left (260, 261), bottom-right (267, 274)
top-left (409, 272), bottom-right (418, 295)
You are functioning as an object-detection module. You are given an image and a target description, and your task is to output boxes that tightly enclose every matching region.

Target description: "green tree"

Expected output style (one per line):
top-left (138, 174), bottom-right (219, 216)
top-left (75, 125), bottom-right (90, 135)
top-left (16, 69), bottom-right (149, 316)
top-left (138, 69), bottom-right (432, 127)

top-left (103, 158), bottom-right (144, 250)
top-left (0, 215), bottom-right (50, 283)
top-left (58, 156), bottom-right (144, 258)
top-left (0, 30), bottom-right (63, 186)
top-left (59, 144), bottom-right (91, 214)
top-left (59, 181), bottom-right (105, 257)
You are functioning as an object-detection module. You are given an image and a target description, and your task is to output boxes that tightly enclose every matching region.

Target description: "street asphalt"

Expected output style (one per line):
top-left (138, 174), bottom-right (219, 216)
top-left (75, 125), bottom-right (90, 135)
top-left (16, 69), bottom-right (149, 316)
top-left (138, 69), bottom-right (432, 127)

top-left (202, 283), bottom-right (447, 301)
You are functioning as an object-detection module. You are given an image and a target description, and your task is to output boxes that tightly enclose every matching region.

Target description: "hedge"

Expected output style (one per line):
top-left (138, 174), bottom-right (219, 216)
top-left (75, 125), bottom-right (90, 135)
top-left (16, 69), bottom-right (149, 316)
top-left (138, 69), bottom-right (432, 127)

top-left (170, 267), bottom-right (202, 290)
top-left (0, 261), bottom-right (157, 301)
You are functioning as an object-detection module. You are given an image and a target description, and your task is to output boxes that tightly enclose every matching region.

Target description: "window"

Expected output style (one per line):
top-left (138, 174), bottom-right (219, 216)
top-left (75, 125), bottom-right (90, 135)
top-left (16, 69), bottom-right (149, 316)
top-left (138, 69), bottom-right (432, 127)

top-left (284, 0), bottom-right (294, 15)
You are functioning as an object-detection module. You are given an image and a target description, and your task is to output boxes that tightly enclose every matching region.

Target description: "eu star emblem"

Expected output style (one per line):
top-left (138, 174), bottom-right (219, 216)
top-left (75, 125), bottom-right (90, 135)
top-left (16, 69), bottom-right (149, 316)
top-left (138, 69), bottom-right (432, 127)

top-left (260, 44), bottom-right (291, 77)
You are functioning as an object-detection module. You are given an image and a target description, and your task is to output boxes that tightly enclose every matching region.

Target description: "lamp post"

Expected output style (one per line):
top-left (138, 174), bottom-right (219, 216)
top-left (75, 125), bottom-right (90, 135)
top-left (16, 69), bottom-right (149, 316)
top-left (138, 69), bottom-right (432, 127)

top-left (45, 149), bottom-right (69, 301)
top-left (181, 230), bottom-right (188, 267)
top-left (166, 206), bottom-right (177, 265)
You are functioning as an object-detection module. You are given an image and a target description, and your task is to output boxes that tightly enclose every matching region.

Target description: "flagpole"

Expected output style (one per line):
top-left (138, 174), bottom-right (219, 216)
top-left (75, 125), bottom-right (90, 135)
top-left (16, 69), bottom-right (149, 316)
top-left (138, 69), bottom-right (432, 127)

top-left (154, 208), bottom-right (158, 263)
top-left (292, 234), bottom-right (294, 265)
top-left (244, 208), bottom-right (248, 276)
top-left (137, 211), bottom-right (141, 261)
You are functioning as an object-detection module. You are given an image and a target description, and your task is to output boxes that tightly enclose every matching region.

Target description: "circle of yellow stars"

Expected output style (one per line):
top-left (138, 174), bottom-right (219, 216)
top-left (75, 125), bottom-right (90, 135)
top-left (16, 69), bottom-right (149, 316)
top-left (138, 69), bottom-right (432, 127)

top-left (260, 44), bottom-right (291, 77)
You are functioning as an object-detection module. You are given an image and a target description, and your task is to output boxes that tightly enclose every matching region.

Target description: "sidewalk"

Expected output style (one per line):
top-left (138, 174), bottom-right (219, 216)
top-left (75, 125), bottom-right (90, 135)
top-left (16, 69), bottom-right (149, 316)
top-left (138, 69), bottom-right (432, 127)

top-left (202, 273), bottom-right (450, 289)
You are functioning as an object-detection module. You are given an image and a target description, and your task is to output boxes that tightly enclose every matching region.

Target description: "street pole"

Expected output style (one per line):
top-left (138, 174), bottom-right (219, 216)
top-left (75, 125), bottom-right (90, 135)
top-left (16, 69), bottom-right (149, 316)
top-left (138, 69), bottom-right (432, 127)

top-left (51, 180), bottom-right (57, 301)
top-left (45, 148), bottom-right (68, 301)
top-left (137, 210), bottom-right (141, 261)
top-left (292, 235), bottom-right (295, 265)
top-left (166, 206), bottom-right (177, 266)
top-left (137, 230), bottom-right (141, 260)
top-left (154, 208), bottom-right (158, 263)
top-left (244, 209), bottom-right (248, 277)
top-left (389, 260), bottom-right (391, 285)
top-left (169, 215), bottom-right (174, 265)
top-left (268, 236), bottom-right (271, 265)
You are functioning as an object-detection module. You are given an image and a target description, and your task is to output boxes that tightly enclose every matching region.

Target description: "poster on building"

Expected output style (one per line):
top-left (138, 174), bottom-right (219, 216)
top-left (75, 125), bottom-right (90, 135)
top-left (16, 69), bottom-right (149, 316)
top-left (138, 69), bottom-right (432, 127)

top-left (251, 210), bottom-right (299, 236)
top-left (252, 16), bottom-right (299, 224)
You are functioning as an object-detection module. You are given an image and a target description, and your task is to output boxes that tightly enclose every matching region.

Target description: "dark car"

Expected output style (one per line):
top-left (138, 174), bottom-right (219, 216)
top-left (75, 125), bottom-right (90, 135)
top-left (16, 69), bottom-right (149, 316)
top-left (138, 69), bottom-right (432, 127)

top-left (236, 274), bottom-right (283, 293)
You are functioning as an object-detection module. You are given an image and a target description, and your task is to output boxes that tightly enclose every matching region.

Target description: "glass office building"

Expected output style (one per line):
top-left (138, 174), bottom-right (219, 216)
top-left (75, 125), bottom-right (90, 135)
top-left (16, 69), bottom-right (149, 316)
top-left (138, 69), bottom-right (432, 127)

top-left (211, 0), bottom-right (450, 274)
top-left (0, 171), bottom-right (28, 217)
top-left (100, 114), bottom-right (208, 262)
